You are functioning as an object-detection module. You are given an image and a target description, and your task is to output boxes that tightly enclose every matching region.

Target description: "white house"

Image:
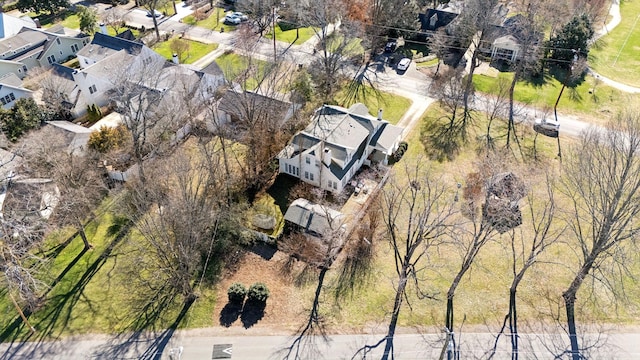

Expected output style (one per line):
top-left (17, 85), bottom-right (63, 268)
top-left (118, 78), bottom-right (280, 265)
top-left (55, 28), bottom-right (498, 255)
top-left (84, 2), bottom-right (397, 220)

top-left (277, 104), bottom-right (404, 194)
top-left (491, 35), bottom-right (521, 62)
top-left (0, 26), bottom-right (89, 77)
top-left (0, 13), bottom-right (36, 39)
top-left (0, 73), bottom-right (32, 109)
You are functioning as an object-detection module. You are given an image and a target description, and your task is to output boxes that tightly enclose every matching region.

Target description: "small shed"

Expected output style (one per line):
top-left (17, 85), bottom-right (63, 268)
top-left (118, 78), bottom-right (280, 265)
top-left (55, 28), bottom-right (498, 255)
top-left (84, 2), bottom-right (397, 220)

top-left (283, 198), bottom-right (345, 238)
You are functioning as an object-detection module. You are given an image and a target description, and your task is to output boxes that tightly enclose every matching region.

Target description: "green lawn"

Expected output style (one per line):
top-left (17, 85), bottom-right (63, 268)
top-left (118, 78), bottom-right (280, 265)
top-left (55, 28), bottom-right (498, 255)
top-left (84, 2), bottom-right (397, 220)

top-left (589, 0), bottom-right (640, 86)
top-left (214, 52), bottom-right (270, 90)
top-left (0, 201), bottom-right (218, 340)
top-left (472, 71), bottom-right (638, 125)
top-left (335, 86), bottom-right (412, 125)
top-left (153, 38), bottom-right (218, 64)
top-left (264, 25), bottom-right (317, 44)
top-left (182, 8), bottom-right (237, 32)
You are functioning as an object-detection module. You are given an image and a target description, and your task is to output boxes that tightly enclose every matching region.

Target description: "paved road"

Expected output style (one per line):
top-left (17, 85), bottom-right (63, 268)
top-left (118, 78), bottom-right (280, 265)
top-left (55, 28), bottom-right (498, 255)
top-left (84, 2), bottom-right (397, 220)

top-left (2, 329), bottom-right (640, 359)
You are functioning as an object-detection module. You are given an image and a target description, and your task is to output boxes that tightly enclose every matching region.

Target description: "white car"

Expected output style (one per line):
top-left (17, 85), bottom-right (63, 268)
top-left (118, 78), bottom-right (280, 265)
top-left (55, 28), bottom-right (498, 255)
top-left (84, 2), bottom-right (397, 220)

top-left (397, 57), bottom-right (411, 71)
top-left (224, 14), bottom-right (242, 25)
top-left (233, 12), bottom-right (249, 21)
top-left (533, 118), bottom-right (560, 137)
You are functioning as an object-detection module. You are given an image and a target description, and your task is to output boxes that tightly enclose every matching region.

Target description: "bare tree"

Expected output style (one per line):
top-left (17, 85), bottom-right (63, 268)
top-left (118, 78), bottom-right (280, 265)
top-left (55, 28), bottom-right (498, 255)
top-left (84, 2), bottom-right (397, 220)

top-left (109, 55), bottom-right (174, 185)
top-left (101, 7), bottom-right (129, 36)
top-left (18, 127), bottom-right (108, 250)
top-left (443, 153), bottom-right (526, 358)
top-left (24, 67), bottom-right (74, 120)
top-left (139, 0), bottom-right (170, 39)
top-left (301, 0), bottom-right (360, 102)
top-left (237, 0), bottom-right (278, 36)
top-left (488, 171), bottom-right (564, 360)
top-left (354, 162), bottom-right (454, 360)
top-left (279, 203), bottom-right (346, 360)
top-left (559, 109), bottom-right (640, 360)
top-left (450, 0), bottom-right (502, 137)
top-left (123, 146), bottom-right (229, 302)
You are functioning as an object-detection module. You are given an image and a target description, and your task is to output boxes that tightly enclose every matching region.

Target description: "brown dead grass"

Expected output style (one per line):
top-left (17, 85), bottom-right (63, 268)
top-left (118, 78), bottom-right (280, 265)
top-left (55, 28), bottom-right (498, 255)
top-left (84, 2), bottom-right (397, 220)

top-left (212, 251), bottom-right (311, 331)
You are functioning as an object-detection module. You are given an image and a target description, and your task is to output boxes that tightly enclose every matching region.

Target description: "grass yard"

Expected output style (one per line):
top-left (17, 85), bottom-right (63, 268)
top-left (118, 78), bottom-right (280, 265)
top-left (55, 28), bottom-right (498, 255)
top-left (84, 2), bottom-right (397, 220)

top-left (153, 38), bottom-right (218, 64)
top-left (472, 71), bottom-right (639, 126)
top-left (336, 86), bottom-right (412, 125)
top-left (589, 0), bottom-right (640, 87)
top-left (182, 8), bottom-right (237, 32)
top-left (328, 101), bottom-right (639, 330)
top-left (214, 52), bottom-right (270, 90)
top-left (264, 25), bottom-right (317, 45)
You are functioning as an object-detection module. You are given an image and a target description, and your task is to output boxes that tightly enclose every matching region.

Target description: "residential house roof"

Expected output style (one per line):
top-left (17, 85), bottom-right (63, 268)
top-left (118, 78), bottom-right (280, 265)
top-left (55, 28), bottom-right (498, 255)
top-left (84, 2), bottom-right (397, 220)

top-left (77, 32), bottom-right (143, 62)
top-left (0, 14), bottom-right (36, 39)
top-left (218, 89), bottom-right (293, 125)
top-left (0, 72), bottom-right (23, 87)
top-left (115, 29), bottom-right (137, 41)
top-left (284, 198), bottom-right (344, 237)
top-left (201, 61), bottom-right (224, 77)
top-left (46, 121), bottom-right (93, 153)
top-left (0, 31), bottom-right (47, 60)
top-left (419, 9), bottom-right (459, 32)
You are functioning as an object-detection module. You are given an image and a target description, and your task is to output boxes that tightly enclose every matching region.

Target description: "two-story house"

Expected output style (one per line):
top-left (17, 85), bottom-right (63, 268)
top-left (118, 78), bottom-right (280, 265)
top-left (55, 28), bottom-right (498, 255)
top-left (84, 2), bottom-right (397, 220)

top-left (0, 73), bottom-right (32, 109)
top-left (0, 26), bottom-right (89, 79)
top-left (278, 104), bottom-right (404, 194)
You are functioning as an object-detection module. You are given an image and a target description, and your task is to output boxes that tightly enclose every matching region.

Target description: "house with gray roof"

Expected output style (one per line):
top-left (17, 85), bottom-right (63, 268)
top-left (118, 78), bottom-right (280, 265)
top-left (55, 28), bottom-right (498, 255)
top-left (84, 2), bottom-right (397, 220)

top-left (76, 31), bottom-right (146, 69)
top-left (0, 26), bottom-right (89, 79)
top-left (277, 103), bottom-right (403, 194)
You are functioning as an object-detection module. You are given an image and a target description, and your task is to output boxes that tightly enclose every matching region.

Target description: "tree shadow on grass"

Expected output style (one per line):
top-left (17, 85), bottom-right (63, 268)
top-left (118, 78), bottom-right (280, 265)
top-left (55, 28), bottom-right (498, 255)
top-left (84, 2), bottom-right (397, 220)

top-left (421, 119), bottom-right (465, 162)
top-left (240, 300), bottom-right (266, 329)
top-left (0, 218), bottom-right (134, 359)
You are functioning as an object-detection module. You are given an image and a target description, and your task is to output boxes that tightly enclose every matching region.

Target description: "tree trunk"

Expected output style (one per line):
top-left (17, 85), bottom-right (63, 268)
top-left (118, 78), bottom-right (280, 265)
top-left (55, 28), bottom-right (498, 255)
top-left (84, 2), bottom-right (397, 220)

top-left (506, 71), bottom-right (518, 149)
top-left (563, 291), bottom-right (580, 360)
top-left (381, 269), bottom-right (408, 360)
top-left (509, 288), bottom-right (518, 360)
top-left (9, 292), bottom-right (35, 334)
top-left (78, 224), bottom-right (92, 250)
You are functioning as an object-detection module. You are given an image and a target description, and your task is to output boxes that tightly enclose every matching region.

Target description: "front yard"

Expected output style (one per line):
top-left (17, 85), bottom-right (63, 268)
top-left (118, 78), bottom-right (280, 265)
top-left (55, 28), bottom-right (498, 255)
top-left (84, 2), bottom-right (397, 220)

top-left (153, 38), bottom-right (218, 64)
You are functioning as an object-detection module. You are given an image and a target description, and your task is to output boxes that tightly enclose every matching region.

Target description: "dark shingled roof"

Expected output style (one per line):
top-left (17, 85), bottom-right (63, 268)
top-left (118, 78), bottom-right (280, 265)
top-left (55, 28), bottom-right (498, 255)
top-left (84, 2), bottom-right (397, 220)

top-left (91, 32), bottom-right (143, 54)
top-left (51, 63), bottom-right (75, 81)
top-left (419, 9), bottom-right (458, 32)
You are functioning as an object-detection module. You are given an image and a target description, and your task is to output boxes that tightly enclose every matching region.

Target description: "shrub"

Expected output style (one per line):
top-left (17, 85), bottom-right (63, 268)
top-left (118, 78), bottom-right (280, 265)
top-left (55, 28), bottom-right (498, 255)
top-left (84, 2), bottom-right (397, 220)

top-left (88, 124), bottom-right (128, 153)
top-left (247, 282), bottom-right (269, 303)
top-left (227, 282), bottom-right (247, 303)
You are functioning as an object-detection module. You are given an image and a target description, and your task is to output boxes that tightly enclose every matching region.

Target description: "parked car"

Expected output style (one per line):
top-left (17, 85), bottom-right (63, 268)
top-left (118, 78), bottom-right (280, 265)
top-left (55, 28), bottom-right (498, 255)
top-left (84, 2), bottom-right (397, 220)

top-left (233, 12), bottom-right (249, 21)
top-left (146, 9), bottom-right (162, 18)
top-left (533, 118), bottom-right (560, 137)
top-left (397, 57), bottom-right (411, 71)
top-left (384, 40), bottom-right (397, 53)
top-left (224, 14), bottom-right (242, 25)
top-left (224, 12), bottom-right (248, 25)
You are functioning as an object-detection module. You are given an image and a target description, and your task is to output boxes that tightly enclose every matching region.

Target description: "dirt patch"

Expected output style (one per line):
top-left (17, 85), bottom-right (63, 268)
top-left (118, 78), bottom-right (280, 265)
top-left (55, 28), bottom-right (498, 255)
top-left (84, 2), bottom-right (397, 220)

top-left (213, 250), bottom-right (309, 331)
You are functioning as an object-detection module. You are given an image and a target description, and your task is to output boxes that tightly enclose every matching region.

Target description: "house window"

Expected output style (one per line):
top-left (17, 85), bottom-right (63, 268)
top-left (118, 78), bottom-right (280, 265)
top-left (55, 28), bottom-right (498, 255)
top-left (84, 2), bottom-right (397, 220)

top-left (89, 85), bottom-right (97, 94)
top-left (304, 171), bottom-right (309, 180)
top-left (328, 180), bottom-right (337, 190)
top-left (47, 54), bottom-right (56, 64)
top-left (305, 157), bottom-right (311, 164)
top-left (60, 50), bottom-right (63, 55)
top-left (2, 93), bottom-right (15, 105)
top-left (71, 44), bottom-right (79, 52)
top-left (309, 173), bottom-right (314, 181)
top-left (56, 38), bottom-right (61, 45)
top-left (84, 59), bottom-right (89, 65)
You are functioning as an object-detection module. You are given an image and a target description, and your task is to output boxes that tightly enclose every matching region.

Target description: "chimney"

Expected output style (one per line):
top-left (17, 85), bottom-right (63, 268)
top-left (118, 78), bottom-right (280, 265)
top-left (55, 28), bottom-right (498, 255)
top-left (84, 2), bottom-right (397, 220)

top-left (34, 18), bottom-right (42, 28)
top-left (377, 108), bottom-right (383, 120)
top-left (322, 148), bottom-right (331, 166)
top-left (172, 53), bottom-right (179, 64)
top-left (99, 23), bottom-right (107, 34)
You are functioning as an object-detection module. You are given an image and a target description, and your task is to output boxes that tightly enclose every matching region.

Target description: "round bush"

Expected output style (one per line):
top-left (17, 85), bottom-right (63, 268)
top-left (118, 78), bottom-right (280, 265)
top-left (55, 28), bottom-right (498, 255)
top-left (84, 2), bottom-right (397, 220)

top-left (247, 282), bottom-right (270, 303)
top-left (227, 282), bottom-right (247, 303)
